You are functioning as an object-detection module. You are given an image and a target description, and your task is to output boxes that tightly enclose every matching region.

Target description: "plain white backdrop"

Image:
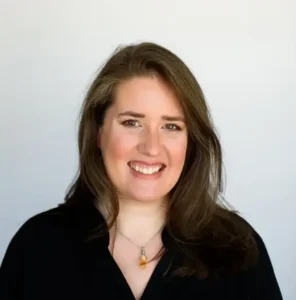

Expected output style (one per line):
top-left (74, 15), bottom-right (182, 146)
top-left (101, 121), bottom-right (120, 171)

top-left (0, 0), bottom-right (295, 298)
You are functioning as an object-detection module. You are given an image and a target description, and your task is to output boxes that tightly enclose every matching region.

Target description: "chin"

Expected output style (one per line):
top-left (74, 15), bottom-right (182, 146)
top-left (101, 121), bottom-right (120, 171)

top-left (128, 191), bottom-right (166, 203)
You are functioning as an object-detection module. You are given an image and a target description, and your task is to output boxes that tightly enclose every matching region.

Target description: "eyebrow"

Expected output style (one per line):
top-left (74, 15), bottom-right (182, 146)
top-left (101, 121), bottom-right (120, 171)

top-left (117, 111), bottom-right (185, 122)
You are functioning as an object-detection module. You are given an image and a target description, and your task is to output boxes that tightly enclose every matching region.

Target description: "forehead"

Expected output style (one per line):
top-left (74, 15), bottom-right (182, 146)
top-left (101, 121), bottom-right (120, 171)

top-left (113, 76), bottom-right (184, 116)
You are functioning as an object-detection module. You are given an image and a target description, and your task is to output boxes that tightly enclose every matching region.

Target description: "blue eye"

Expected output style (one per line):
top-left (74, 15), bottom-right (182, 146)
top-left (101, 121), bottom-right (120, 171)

top-left (165, 124), bottom-right (181, 131)
top-left (122, 119), bottom-right (141, 127)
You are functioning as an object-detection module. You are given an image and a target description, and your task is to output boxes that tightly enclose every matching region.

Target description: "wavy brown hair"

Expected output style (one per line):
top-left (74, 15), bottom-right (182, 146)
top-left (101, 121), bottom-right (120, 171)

top-left (64, 42), bottom-right (258, 279)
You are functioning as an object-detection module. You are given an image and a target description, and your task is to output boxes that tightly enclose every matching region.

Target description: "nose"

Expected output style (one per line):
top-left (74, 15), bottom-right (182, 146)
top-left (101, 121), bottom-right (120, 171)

top-left (138, 128), bottom-right (161, 156)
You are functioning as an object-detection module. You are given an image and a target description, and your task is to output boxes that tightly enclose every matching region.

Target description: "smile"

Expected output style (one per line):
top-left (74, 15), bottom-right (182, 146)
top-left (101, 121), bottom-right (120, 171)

top-left (128, 162), bottom-right (166, 175)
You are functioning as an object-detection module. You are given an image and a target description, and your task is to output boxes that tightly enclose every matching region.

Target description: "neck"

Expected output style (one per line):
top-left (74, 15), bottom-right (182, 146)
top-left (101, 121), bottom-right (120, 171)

top-left (115, 197), bottom-right (167, 245)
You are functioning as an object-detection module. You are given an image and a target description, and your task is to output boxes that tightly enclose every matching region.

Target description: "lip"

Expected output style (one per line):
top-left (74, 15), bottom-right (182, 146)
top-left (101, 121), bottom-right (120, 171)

top-left (128, 162), bottom-right (166, 179)
top-left (128, 160), bottom-right (166, 167)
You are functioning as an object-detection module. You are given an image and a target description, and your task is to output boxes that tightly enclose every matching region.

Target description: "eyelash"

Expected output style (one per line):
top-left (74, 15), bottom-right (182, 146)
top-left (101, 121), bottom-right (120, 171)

top-left (121, 119), bottom-right (182, 131)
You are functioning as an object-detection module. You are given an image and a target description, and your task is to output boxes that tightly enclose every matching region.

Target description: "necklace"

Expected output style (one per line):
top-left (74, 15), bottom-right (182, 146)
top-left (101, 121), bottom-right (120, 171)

top-left (116, 226), bottom-right (164, 269)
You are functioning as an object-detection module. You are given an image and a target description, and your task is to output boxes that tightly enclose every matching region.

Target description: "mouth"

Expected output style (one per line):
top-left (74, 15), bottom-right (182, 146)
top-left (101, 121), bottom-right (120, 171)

top-left (127, 162), bottom-right (166, 175)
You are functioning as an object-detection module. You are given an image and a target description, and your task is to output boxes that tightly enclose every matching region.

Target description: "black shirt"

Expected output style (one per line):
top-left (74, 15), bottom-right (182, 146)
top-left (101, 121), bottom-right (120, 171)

top-left (0, 201), bottom-right (283, 300)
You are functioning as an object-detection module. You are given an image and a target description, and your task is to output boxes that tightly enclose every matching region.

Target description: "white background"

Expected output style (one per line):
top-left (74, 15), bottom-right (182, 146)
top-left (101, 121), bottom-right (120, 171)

top-left (0, 0), bottom-right (295, 298)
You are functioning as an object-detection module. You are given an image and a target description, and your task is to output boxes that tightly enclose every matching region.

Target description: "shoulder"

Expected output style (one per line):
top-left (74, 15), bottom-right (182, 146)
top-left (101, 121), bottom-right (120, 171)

top-left (0, 203), bottom-right (96, 276)
top-left (3, 205), bottom-right (71, 251)
top-left (3, 202), bottom-right (96, 252)
top-left (222, 211), bottom-right (274, 271)
top-left (227, 212), bottom-right (274, 269)
top-left (0, 203), bottom-right (99, 297)
top-left (2, 201), bottom-right (104, 256)
top-left (195, 209), bottom-right (278, 279)
top-left (16, 205), bottom-right (70, 233)
top-left (234, 213), bottom-right (278, 274)
top-left (0, 205), bottom-right (70, 286)
top-left (225, 212), bottom-right (283, 298)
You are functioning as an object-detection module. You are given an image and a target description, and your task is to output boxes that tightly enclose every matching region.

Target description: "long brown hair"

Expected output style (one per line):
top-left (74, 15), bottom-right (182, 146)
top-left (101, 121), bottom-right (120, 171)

top-left (64, 42), bottom-right (258, 279)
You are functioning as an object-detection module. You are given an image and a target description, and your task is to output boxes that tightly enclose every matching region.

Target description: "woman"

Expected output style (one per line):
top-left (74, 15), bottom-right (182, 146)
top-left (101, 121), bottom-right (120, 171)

top-left (0, 42), bottom-right (282, 299)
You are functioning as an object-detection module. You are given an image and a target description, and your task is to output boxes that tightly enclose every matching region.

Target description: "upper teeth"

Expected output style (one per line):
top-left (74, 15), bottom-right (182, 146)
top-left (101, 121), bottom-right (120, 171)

top-left (130, 164), bottom-right (163, 174)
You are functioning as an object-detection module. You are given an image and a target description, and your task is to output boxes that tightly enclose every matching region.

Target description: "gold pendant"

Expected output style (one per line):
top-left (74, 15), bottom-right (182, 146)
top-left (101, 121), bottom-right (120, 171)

top-left (139, 247), bottom-right (147, 269)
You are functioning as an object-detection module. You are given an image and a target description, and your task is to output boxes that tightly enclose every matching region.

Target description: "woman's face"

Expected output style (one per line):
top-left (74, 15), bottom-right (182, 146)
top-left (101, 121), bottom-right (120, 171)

top-left (97, 76), bottom-right (188, 203)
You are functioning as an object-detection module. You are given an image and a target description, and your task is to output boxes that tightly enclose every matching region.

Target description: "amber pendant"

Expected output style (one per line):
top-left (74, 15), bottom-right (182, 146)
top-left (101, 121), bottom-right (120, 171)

top-left (139, 247), bottom-right (147, 269)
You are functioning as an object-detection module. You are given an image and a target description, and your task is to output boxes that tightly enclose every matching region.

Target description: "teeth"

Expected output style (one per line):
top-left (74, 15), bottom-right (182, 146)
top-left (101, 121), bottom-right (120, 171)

top-left (130, 164), bottom-right (163, 174)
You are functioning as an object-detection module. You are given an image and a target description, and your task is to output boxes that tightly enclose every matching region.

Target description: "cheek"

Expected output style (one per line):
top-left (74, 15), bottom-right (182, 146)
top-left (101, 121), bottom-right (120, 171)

top-left (104, 133), bottom-right (137, 162)
top-left (167, 138), bottom-right (188, 167)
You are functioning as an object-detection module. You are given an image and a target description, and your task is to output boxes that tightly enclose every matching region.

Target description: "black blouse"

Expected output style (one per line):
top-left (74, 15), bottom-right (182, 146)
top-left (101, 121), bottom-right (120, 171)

top-left (0, 201), bottom-right (283, 300)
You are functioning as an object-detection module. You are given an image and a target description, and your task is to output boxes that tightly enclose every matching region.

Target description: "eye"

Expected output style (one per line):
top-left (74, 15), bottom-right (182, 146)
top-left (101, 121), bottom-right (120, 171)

top-left (164, 124), bottom-right (181, 131)
top-left (121, 119), bottom-right (141, 127)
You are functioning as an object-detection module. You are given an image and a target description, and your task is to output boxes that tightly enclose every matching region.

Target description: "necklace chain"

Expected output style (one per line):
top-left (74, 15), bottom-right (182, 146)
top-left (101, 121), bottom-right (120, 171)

top-left (116, 226), bottom-right (164, 249)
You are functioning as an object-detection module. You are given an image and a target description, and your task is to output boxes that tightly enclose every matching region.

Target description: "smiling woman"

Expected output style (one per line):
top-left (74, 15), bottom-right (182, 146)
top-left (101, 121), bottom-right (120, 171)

top-left (0, 42), bottom-right (283, 300)
top-left (97, 76), bottom-right (188, 206)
